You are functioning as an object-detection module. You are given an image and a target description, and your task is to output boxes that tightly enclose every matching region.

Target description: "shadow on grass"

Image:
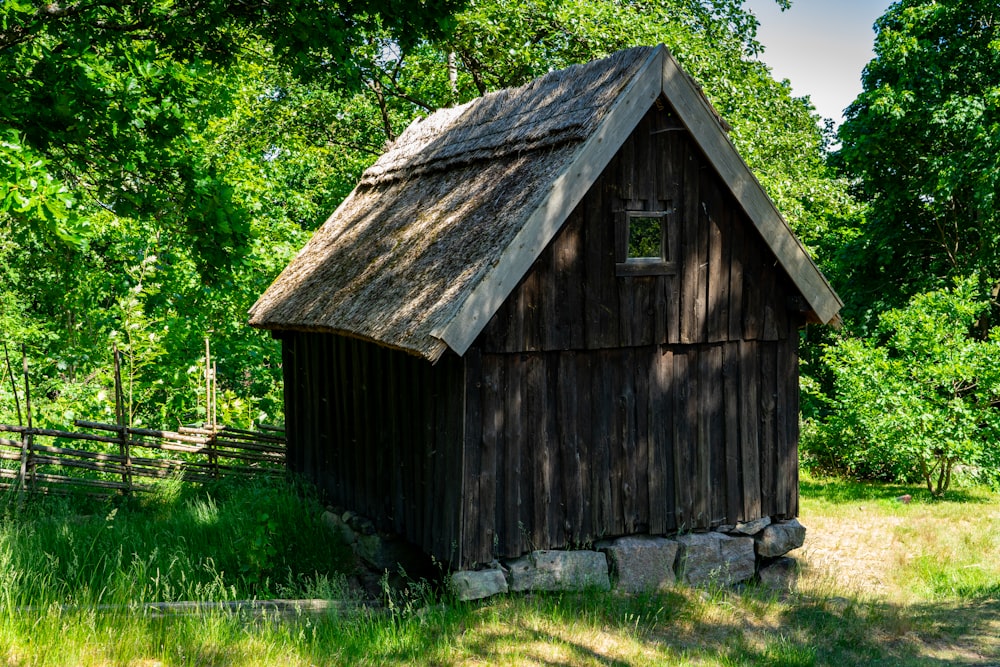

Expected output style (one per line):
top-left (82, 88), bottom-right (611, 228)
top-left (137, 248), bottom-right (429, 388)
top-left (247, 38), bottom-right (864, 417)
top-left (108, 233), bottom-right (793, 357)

top-left (800, 477), bottom-right (992, 505)
top-left (293, 587), bottom-right (1000, 666)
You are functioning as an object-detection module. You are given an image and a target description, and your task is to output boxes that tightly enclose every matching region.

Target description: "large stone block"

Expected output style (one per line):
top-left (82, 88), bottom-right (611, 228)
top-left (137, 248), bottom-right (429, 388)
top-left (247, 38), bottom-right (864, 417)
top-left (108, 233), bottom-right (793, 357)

top-left (755, 519), bottom-right (806, 558)
top-left (507, 550), bottom-right (610, 592)
top-left (757, 556), bottom-right (799, 592)
top-left (731, 516), bottom-right (771, 536)
top-left (450, 569), bottom-right (509, 601)
top-left (676, 532), bottom-right (755, 586)
top-left (599, 536), bottom-right (679, 593)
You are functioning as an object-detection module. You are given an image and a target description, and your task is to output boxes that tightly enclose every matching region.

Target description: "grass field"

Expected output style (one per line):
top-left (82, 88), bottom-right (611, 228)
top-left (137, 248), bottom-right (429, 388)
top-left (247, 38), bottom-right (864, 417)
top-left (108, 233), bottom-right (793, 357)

top-left (1, 475), bottom-right (999, 666)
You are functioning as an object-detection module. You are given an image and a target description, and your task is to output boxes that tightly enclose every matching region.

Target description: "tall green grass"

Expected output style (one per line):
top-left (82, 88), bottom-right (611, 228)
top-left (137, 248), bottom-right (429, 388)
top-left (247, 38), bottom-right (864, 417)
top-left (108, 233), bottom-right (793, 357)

top-left (0, 476), bottom-right (353, 609)
top-left (1, 476), bottom-right (999, 665)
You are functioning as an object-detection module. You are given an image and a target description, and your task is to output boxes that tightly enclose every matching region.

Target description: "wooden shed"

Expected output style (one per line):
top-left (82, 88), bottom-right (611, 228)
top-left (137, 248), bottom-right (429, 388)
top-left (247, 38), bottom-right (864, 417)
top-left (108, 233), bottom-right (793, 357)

top-left (249, 45), bottom-right (842, 570)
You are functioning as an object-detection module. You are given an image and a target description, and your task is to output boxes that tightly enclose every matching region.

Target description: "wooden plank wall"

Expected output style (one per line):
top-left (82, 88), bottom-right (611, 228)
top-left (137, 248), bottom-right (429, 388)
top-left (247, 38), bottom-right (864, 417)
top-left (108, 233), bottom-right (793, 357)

top-left (462, 100), bottom-right (805, 566)
top-left (460, 337), bottom-right (798, 566)
top-left (282, 332), bottom-right (465, 565)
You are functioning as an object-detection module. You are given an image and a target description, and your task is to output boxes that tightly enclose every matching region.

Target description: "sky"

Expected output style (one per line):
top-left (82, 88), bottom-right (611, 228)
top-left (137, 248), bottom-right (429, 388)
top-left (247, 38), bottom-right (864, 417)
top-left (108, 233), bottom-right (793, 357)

top-left (742, 0), bottom-right (895, 125)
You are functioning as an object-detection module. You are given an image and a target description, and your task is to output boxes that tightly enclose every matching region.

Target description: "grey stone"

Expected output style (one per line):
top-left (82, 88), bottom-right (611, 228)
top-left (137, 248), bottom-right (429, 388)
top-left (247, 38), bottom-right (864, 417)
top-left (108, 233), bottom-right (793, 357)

top-left (355, 532), bottom-right (429, 575)
top-left (599, 536), bottom-right (679, 593)
top-left (731, 516), bottom-right (772, 536)
top-left (757, 556), bottom-right (799, 591)
top-left (507, 550), bottom-right (610, 592)
top-left (322, 511), bottom-right (357, 545)
top-left (755, 519), bottom-right (806, 558)
top-left (676, 532), bottom-right (755, 586)
top-left (449, 569), bottom-right (509, 601)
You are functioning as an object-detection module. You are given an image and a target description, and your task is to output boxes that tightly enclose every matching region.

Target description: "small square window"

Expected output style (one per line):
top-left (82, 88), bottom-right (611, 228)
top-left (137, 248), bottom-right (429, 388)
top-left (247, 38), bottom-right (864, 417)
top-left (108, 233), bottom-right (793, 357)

top-left (615, 208), bottom-right (677, 276)
top-left (627, 213), bottom-right (666, 260)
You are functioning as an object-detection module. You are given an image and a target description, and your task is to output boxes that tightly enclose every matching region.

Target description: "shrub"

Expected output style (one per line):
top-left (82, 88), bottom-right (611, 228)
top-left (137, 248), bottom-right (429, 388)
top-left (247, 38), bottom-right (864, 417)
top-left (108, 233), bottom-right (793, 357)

top-left (805, 279), bottom-right (1000, 495)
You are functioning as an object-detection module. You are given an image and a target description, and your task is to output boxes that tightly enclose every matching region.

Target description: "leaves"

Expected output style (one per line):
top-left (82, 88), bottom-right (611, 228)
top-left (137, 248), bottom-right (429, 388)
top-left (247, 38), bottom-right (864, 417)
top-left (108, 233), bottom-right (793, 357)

top-left (809, 280), bottom-right (1000, 494)
top-left (836, 0), bottom-right (1000, 314)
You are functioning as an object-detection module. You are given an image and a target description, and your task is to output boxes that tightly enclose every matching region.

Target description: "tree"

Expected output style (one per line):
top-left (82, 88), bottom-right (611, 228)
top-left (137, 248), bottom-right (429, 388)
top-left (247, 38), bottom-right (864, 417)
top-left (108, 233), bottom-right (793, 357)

top-left (835, 0), bottom-right (1000, 321)
top-left (0, 0), bottom-right (464, 268)
top-left (806, 279), bottom-right (1000, 495)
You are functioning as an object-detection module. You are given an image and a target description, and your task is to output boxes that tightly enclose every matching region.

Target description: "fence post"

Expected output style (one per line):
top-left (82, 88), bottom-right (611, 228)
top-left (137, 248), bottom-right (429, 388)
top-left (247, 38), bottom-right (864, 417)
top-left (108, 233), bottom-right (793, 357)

top-left (114, 347), bottom-right (132, 494)
top-left (17, 347), bottom-right (32, 495)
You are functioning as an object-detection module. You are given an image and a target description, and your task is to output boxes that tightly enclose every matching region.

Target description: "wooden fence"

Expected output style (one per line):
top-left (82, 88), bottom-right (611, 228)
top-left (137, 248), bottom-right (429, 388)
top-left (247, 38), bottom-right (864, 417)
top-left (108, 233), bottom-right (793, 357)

top-left (0, 421), bottom-right (285, 496)
top-left (0, 343), bottom-right (285, 497)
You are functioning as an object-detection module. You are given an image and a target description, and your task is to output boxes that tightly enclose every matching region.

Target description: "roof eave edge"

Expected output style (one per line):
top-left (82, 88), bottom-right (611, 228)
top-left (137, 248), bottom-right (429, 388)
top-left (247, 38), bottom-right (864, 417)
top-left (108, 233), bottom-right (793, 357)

top-left (659, 50), bottom-right (844, 324)
top-left (430, 46), bottom-right (667, 356)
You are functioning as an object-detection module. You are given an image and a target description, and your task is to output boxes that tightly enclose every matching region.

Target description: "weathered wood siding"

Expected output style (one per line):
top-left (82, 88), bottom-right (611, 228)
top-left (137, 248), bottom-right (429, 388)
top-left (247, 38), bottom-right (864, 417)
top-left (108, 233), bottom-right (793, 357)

top-left (282, 332), bottom-right (465, 564)
top-left (461, 101), bottom-right (804, 566)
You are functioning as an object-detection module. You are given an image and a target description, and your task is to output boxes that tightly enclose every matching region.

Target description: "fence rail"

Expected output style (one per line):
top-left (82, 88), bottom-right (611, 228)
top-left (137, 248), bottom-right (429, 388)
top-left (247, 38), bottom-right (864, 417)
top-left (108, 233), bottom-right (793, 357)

top-left (0, 421), bottom-right (286, 497)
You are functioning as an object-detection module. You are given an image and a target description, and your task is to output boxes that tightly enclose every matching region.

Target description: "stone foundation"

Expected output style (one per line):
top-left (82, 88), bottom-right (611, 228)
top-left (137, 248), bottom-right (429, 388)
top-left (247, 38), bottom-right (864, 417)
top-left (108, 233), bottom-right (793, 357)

top-left (321, 507), bottom-right (805, 602)
top-left (451, 518), bottom-right (806, 601)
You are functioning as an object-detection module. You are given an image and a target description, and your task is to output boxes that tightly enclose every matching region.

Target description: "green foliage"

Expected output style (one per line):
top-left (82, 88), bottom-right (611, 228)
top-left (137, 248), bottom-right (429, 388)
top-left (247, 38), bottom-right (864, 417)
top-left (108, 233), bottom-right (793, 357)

top-left (0, 0), bottom-right (464, 263)
top-left (805, 280), bottom-right (1000, 495)
top-left (835, 0), bottom-right (1000, 319)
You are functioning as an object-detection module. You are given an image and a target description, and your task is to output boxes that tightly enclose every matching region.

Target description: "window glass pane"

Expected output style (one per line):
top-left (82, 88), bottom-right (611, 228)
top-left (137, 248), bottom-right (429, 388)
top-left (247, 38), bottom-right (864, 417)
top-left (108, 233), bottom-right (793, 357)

top-left (628, 215), bottom-right (663, 259)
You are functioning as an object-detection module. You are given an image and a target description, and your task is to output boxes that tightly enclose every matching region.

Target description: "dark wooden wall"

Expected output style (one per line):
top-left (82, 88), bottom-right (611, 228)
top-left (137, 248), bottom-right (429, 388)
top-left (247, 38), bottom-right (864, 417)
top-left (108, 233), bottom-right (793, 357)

top-left (281, 332), bottom-right (465, 564)
top-left (460, 101), bottom-right (804, 566)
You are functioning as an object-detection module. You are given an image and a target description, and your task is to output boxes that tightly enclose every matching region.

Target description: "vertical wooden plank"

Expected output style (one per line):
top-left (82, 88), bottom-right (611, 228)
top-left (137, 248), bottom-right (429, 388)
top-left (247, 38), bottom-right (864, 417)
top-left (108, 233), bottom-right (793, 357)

top-left (760, 343), bottom-right (778, 518)
top-left (362, 342), bottom-right (377, 519)
top-left (654, 276), bottom-right (668, 344)
top-left (593, 352), bottom-right (614, 537)
top-left (635, 277), bottom-right (655, 347)
top-left (353, 339), bottom-right (367, 515)
top-left (521, 270), bottom-right (542, 352)
top-left (558, 352), bottom-right (583, 546)
top-left (740, 340), bottom-right (761, 519)
top-left (617, 349), bottom-right (638, 534)
top-left (742, 234), bottom-right (763, 341)
top-left (774, 337), bottom-right (789, 519)
top-left (403, 356), bottom-right (422, 544)
top-left (299, 336), bottom-right (314, 487)
top-left (723, 342), bottom-right (742, 524)
top-left (546, 356), bottom-right (565, 548)
top-left (619, 128), bottom-right (638, 204)
top-left (673, 349), bottom-right (694, 530)
top-left (661, 124), bottom-right (683, 346)
top-left (728, 210), bottom-right (745, 342)
top-left (479, 354), bottom-right (502, 563)
top-left (694, 346), bottom-right (711, 528)
top-left (333, 336), bottom-right (349, 506)
top-left (576, 352), bottom-right (594, 542)
top-left (386, 350), bottom-right (405, 534)
top-left (281, 338), bottom-right (297, 472)
top-left (462, 348), bottom-right (484, 567)
top-left (618, 276), bottom-right (636, 347)
top-left (647, 346), bottom-right (673, 534)
top-left (694, 168), bottom-right (711, 344)
top-left (525, 354), bottom-right (547, 549)
top-left (444, 355), bottom-right (465, 565)
top-left (706, 182), bottom-right (728, 343)
top-left (633, 347), bottom-right (650, 534)
top-left (761, 261), bottom-right (780, 341)
top-left (787, 324), bottom-right (801, 518)
top-left (506, 354), bottom-right (524, 557)
top-left (707, 344), bottom-right (726, 526)
top-left (679, 137), bottom-right (707, 344)
top-left (426, 359), bottom-right (443, 557)
top-left (584, 176), bottom-right (620, 349)
top-left (555, 212), bottom-right (586, 350)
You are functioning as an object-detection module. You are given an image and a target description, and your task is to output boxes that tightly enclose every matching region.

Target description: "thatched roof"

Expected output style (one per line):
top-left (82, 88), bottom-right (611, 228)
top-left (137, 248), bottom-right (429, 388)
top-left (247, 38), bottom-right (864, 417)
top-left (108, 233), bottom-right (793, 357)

top-left (249, 45), bottom-right (842, 361)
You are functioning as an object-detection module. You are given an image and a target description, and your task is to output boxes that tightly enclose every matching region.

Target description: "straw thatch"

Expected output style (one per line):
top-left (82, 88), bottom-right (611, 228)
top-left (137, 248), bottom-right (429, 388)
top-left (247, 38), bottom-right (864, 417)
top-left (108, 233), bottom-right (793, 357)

top-left (248, 47), bottom-right (656, 360)
top-left (249, 44), bottom-right (842, 360)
